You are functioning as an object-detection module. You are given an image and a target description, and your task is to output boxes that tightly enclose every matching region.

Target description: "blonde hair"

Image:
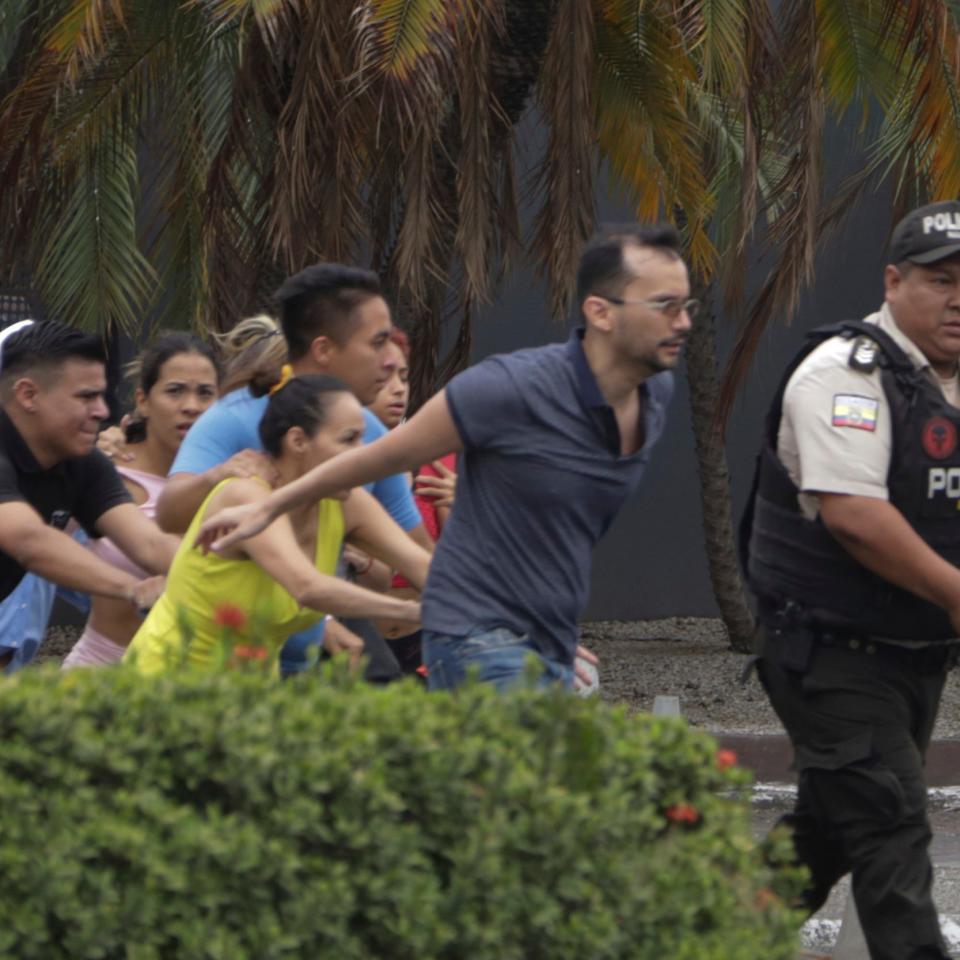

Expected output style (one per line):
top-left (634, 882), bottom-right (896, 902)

top-left (214, 314), bottom-right (289, 395)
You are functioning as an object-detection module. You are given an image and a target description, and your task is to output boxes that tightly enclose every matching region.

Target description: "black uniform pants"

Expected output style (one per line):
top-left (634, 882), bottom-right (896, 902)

top-left (757, 623), bottom-right (953, 960)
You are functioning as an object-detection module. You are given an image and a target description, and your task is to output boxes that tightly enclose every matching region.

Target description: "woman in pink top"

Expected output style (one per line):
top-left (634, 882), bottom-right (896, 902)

top-left (62, 334), bottom-right (220, 667)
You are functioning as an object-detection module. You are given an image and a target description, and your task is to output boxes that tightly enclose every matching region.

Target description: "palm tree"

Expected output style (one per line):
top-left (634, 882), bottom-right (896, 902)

top-left (2, 1), bottom-right (960, 649)
top-left (0, 1), bottom-right (711, 358)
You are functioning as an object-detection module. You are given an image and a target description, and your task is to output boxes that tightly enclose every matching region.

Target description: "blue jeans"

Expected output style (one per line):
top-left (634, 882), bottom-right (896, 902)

top-left (423, 627), bottom-right (573, 692)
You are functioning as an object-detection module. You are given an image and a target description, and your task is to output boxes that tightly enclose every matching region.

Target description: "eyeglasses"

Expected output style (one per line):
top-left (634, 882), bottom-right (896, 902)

top-left (603, 296), bottom-right (700, 319)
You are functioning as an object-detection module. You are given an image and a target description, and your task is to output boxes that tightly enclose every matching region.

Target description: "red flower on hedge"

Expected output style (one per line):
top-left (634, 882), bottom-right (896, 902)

top-left (665, 803), bottom-right (700, 825)
top-left (755, 887), bottom-right (778, 910)
top-left (716, 749), bottom-right (738, 770)
top-left (213, 604), bottom-right (247, 631)
top-left (233, 644), bottom-right (268, 661)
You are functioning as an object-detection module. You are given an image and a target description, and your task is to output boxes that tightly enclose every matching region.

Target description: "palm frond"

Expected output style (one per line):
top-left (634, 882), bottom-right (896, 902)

top-left (267, 1), bottom-right (369, 270)
top-left (720, 0), bottom-right (779, 306)
top-left (139, 20), bottom-right (244, 332)
top-left (390, 119), bottom-right (451, 306)
top-left (0, 1), bottom-right (186, 255)
top-left (359, 0), bottom-right (457, 84)
top-left (0, 0), bottom-right (37, 79)
top-left (688, 83), bottom-right (787, 307)
top-left (495, 134), bottom-right (522, 281)
top-left (814, 0), bottom-right (894, 114)
top-left (357, 0), bottom-right (463, 135)
top-left (187, 0), bottom-right (291, 35)
top-left (34, 129), bottom-right (155, 334)
top-left (199, 4), bottom-right (304, 328)
top-left (900, 3), bottom-right (960, 197)
top-left (455, 1), bottom-right (508, 307)
top-left (594, 3), bottom-right (716, 279)
top-left (140, 117), bottom-right (210, 333)
top-left (206, 146), bottom-right (281, 329)
top-left (46, 0), bottom-right (126, 87)
top-left (677, 0), bottom-right (748, 94)
top-left (717, 0), bottom-right (823, 425)
top-left (532, 0), bottom-right (597, 319)
top-left (716, 159), bottom-right (878, 430)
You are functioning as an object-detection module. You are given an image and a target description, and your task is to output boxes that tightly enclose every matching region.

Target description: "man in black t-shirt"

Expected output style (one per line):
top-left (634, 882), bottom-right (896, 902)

top-left (0, 321), bottom-right (176, 666)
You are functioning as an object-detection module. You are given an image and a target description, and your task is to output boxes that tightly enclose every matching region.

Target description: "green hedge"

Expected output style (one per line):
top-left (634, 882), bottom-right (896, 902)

top-left (0, 665), bottom-right (803, 959)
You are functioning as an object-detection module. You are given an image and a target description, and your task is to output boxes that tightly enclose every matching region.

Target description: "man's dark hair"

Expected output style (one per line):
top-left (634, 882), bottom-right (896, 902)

top-left (0, 321), bottom-right (106, 386)
top-left (273, 263), bottom-right (383, 361)
top-left (575, 224), bottom-right (682, 305)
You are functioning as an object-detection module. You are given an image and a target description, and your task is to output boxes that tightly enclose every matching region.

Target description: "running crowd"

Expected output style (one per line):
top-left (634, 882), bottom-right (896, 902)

top-left (5, 205), bottom-right (960, 959)
top-left (0, 224), bottom-right (685, 689)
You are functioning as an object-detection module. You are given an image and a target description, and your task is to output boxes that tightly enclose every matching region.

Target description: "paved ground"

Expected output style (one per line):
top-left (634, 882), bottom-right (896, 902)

top-left (725, 738), bottom-right (960, 955)
top-left (752, 784), bottom-right (960, 956)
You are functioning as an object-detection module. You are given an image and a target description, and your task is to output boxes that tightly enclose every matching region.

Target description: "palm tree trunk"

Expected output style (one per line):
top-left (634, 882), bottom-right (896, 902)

top-left (684, 294), bottom-right (757, 652)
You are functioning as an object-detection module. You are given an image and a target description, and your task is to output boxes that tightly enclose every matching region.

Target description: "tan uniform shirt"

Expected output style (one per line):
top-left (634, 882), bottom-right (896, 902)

top-left (778, 304), bottom-right (960, 520)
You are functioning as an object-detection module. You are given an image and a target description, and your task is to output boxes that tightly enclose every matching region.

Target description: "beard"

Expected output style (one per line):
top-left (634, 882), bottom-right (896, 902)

top-left (641, 338), bottom-right (686, 374)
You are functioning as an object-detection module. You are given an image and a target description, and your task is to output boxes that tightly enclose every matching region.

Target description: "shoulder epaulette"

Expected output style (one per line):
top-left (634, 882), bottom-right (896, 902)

top-left (848, 335), bottom-right (880, 373)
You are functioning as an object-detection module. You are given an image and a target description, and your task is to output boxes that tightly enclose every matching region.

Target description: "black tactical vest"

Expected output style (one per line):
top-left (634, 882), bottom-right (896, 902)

top-left (741, 320), bottom-right (960, 641)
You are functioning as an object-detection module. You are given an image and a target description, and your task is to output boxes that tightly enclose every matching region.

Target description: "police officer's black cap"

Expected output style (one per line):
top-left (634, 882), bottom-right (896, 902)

top-left (889, 200), bottom-right (960, 266)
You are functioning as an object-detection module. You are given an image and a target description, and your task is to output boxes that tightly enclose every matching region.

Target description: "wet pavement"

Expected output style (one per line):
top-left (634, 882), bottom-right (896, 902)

top-left (731, 735), bottom-right (960, 957)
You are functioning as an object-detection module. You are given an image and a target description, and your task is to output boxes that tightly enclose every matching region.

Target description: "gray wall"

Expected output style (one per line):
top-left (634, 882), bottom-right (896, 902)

top-left (470, 126), bottom-right (895, 621)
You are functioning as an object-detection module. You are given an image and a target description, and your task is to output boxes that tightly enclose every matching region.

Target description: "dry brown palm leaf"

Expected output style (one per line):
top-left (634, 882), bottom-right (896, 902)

top-left (495, 134), bottom-right (522, 282)
top-left (487, 0), bottom-right (557, 285)
top-left (0, 43), bottom-right (70, 186)
top-left (267, 0), bottom-right (369, 269)
top-left (390, 117), bottom-right (451, 307)
top-left (454, 0), bottom-right (508, 308)
top-left (47, 0), bottom-right (126, 88)
top-left (355, 0), bottom-right (464, 292)
top-left (268, 3), bottom-right (337, 268)
top-left (186, 0), bottom-right (292, 41)
top-left (405, 288), bottom-right (442, 405)
top-left (439, 298), bottom-right (474, 382)
top-left (533, 0), bottom-right (597, 320)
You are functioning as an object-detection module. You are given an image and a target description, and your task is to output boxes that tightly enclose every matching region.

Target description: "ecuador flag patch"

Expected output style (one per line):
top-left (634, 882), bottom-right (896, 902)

top-left (831, 394), bottom-right (879, 432)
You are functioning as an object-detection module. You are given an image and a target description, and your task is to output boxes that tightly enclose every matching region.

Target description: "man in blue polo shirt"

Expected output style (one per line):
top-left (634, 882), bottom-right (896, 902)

top-left (196, 225), bottom-right (693, 690)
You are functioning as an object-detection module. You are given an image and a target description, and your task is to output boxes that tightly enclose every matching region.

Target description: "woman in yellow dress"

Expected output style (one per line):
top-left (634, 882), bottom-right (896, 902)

top-left (125, 372), bottom-right (428, 674)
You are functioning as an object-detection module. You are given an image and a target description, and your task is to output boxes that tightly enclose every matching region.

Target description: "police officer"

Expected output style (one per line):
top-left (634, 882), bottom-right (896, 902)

top-left (742, 200), bottom-right (960, 960)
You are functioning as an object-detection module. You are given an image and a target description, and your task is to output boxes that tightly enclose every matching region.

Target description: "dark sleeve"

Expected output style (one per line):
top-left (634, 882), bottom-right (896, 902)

top-left (0, 454), bottom-right (25, 505)
top-left (70, 451), bottom-right (133, 535)
top-left (445, 358), bottom-right (524, 449)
